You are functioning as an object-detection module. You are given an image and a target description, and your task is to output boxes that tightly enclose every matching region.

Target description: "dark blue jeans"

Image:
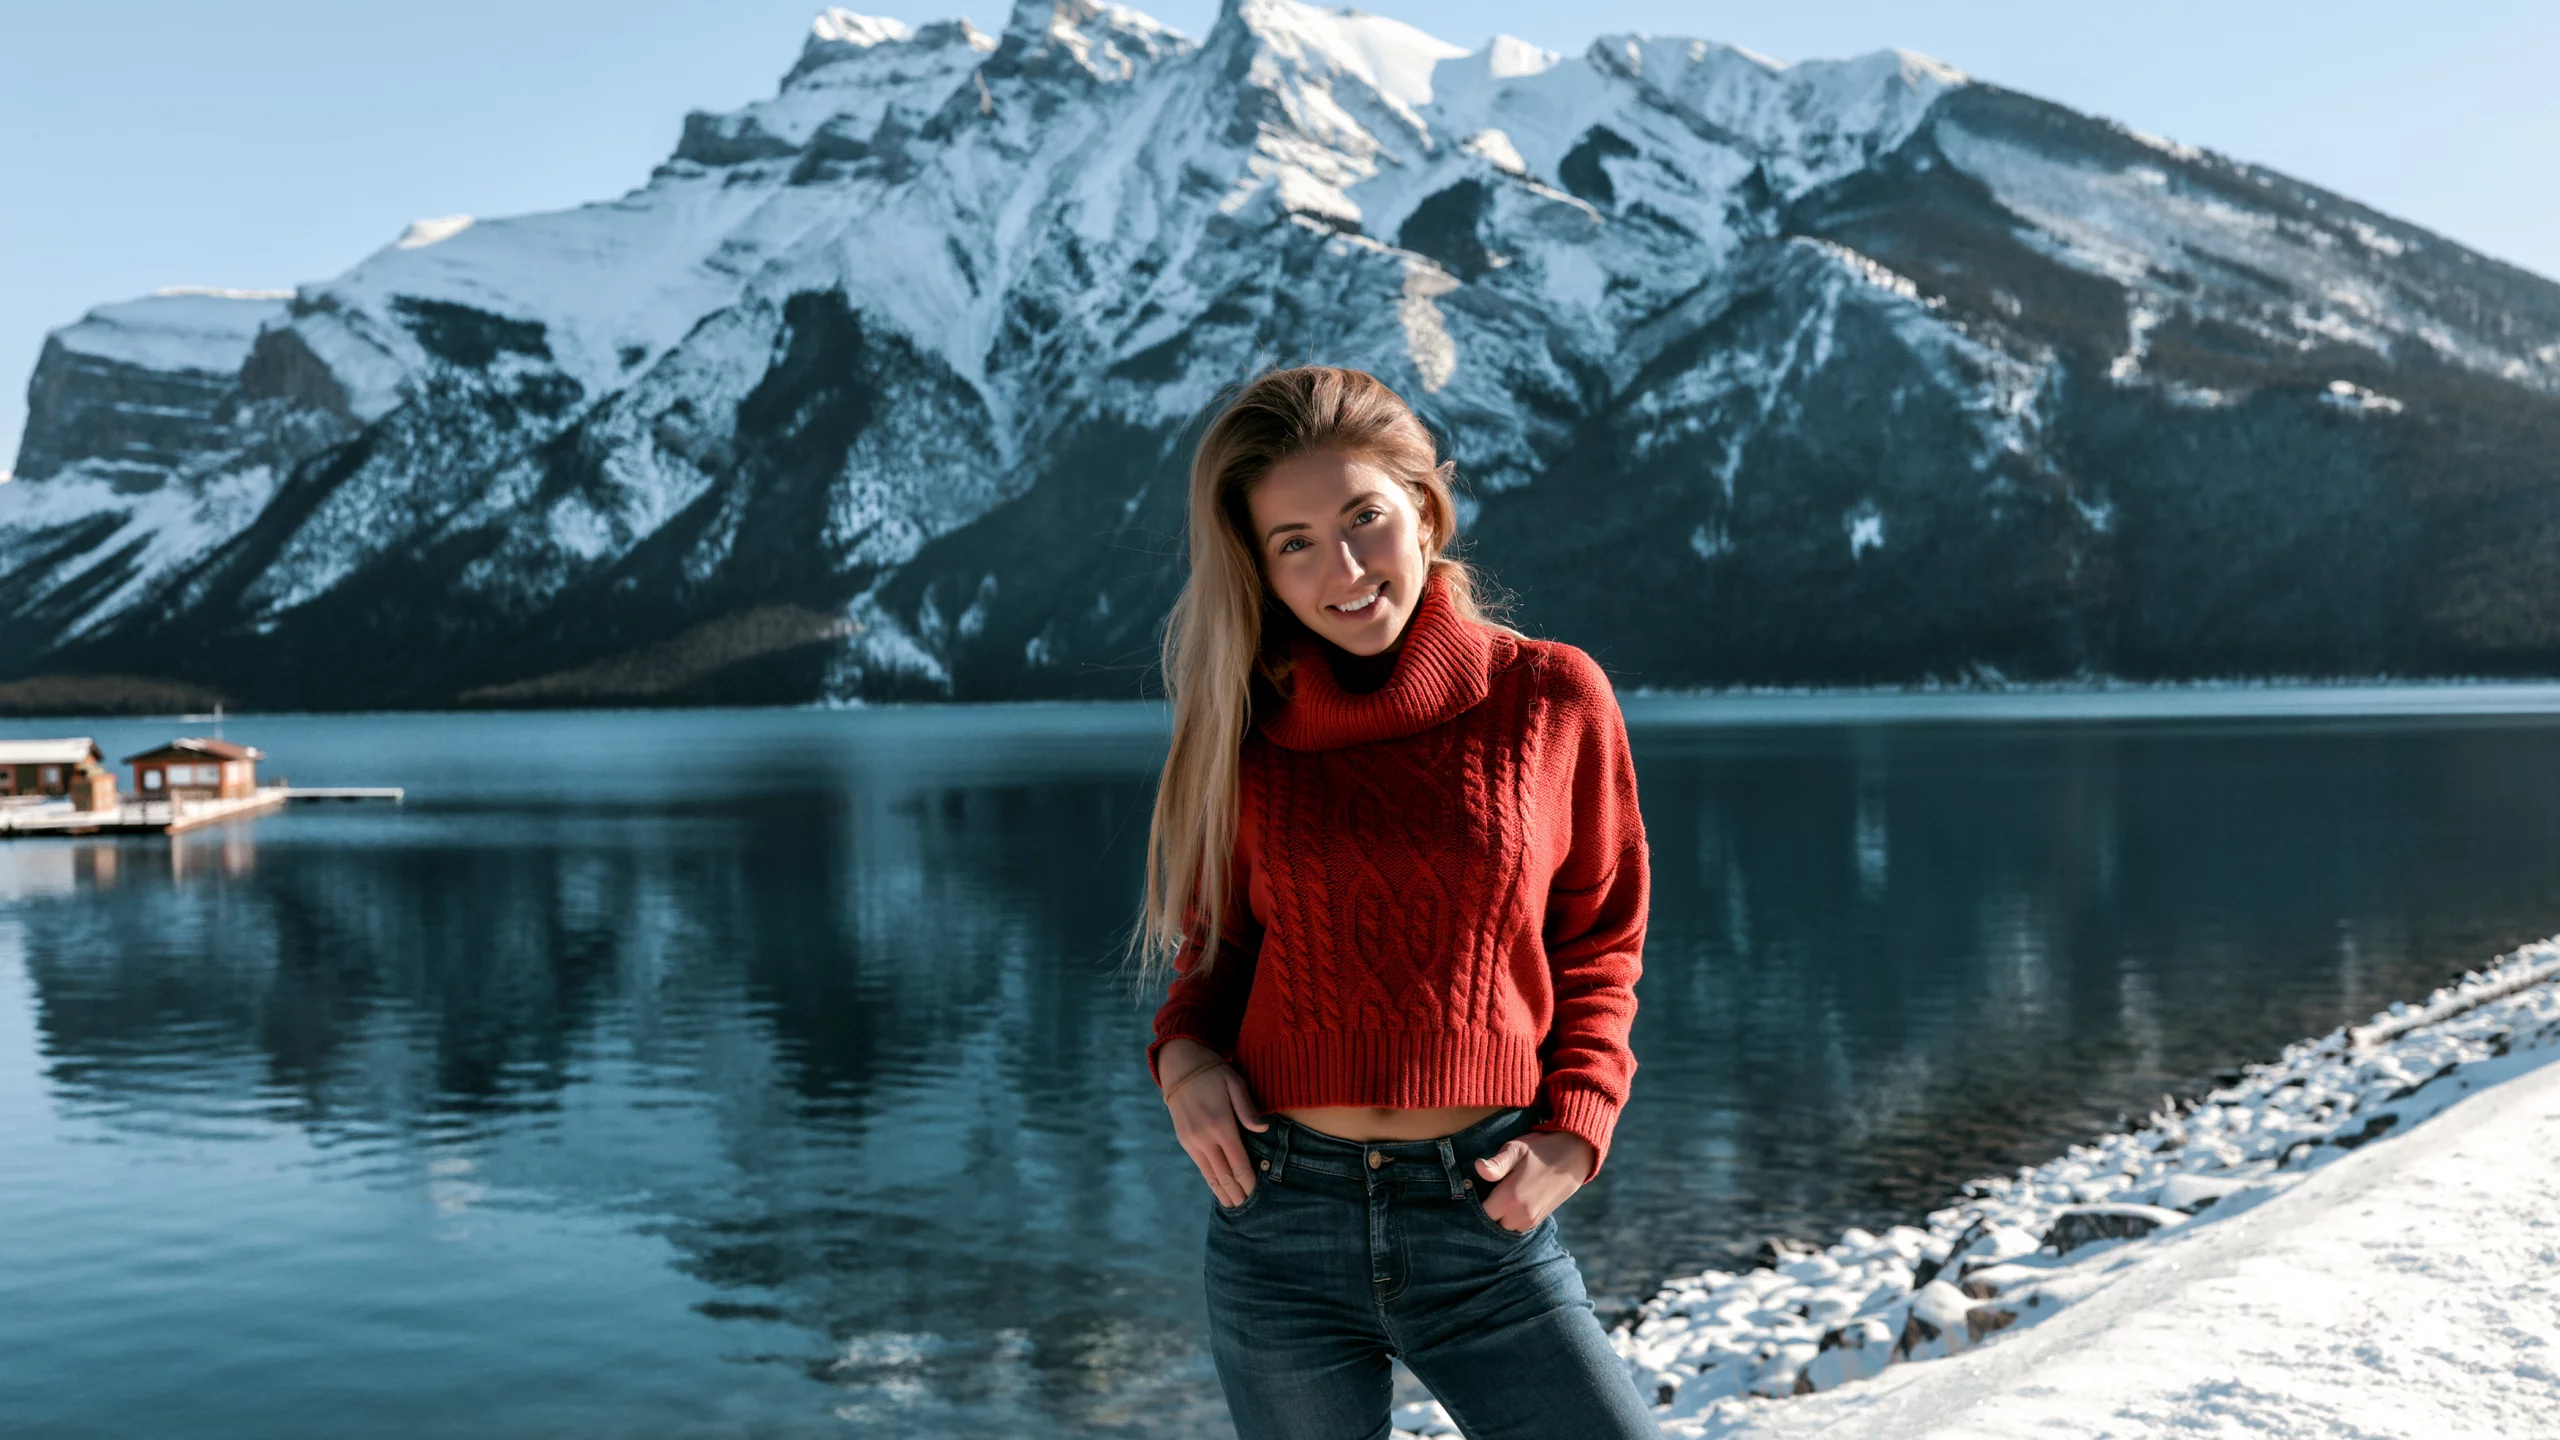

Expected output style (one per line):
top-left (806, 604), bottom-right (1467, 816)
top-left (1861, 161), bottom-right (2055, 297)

top-left (1203, 1106), bottom-right (1659, 1440)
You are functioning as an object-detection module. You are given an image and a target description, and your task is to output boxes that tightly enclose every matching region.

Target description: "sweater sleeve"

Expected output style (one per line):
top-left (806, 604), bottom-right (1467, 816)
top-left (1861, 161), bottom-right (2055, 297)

top-left (1531, 650), bottom-right (1650, 1180)
top-left (1145, 830), bottom-right (1263, 1090)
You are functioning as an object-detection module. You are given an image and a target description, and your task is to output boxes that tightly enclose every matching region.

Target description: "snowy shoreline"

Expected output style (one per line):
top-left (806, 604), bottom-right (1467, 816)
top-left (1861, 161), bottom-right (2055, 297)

top-left (1615, 679), bottom-right (2560, 728)
top-left (1621, 673), bottom-right (2560, 699)
top-left (1390, 941), bottom-right (2560, 1437)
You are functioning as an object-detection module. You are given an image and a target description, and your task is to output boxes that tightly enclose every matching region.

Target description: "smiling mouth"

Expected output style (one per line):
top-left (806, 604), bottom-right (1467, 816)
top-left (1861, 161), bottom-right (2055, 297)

top-left (1328, 580), bottom-right (1386, 615)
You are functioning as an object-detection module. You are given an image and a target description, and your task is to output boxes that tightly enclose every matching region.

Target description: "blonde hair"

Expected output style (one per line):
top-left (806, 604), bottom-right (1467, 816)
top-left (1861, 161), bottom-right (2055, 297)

top-left (1126, 365), bottom-right (1522, 988)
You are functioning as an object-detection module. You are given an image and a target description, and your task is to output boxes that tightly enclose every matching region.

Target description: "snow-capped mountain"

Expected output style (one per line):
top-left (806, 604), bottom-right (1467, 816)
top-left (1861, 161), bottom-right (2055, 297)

top-left (10, 0), bottom-right (2560, 709)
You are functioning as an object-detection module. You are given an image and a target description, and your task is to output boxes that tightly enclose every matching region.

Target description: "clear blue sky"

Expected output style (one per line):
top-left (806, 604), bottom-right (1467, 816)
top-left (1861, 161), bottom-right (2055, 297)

top-left (6, 1), bottom-right (2556, 467)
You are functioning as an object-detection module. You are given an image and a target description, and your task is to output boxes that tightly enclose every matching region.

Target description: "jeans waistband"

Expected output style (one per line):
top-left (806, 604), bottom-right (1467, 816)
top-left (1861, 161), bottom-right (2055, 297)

top-left (1239, 1105), bottom-right (1543, 1196)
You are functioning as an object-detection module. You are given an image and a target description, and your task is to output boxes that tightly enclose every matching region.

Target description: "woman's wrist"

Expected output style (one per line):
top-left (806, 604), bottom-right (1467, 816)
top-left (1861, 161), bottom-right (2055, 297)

top-left (1527, 1127), bottom-right (1598, 1184)
top-left (1155, 1038), bottom-right (1223, 1095)
top-left (1160, 1054), bottom-right (1231, 1103)
top-left (1153, 1036), bottom-right (1218, 1089)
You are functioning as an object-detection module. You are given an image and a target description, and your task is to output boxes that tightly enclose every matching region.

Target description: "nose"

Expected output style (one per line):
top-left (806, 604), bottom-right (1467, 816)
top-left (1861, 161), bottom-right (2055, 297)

top-left (1326, 537), bottom-right (1362, 584)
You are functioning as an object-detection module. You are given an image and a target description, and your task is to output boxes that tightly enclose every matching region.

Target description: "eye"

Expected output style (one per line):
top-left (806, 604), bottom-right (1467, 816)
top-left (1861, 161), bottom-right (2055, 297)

top-left (1277, 536), bottom-right (1305, 554)
top-left (1354, 507), bottom-right (1382, 525)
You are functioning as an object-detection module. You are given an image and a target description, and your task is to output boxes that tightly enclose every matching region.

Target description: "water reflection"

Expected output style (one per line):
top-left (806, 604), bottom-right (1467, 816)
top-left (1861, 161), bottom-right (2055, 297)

top-left (1591, 714), bottom-right (2560, 1301)
top-left (2, 710), bottom-right (1226, 1438)
top-left (7, 705), bottom-right (2560, 1436)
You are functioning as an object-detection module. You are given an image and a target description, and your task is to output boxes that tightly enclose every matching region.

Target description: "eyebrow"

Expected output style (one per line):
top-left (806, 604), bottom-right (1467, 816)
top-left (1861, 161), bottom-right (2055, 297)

top-left (1263, 490), bottom-right (1389, 545)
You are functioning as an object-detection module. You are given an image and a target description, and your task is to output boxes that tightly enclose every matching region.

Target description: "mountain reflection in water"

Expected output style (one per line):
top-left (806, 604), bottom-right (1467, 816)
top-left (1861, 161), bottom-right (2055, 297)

top-left (7, 700), bottom-right (2560, 1438)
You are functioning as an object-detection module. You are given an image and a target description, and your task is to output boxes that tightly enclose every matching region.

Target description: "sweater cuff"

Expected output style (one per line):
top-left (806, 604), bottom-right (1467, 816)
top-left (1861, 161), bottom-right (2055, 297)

top-left (1146, 1025), bottom-right (1228, 1090)
top-left (1532, 1084), bottom-right (1623, 1181)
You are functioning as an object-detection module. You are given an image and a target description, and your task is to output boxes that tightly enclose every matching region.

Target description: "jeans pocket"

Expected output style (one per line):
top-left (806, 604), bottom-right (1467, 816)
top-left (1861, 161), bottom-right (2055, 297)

top-left (1214, 1175), bottom-right (1270, 1221)
top-left (1462, 1187), bottom-right (1540, 1242)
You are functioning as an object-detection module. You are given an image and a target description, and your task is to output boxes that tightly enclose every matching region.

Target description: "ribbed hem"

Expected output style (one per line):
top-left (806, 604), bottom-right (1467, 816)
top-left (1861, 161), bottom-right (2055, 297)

top-left (1234, 1027), bottom-right (1546, 1112)
top-left (1531, 1082), bottom-right (1624, 1181)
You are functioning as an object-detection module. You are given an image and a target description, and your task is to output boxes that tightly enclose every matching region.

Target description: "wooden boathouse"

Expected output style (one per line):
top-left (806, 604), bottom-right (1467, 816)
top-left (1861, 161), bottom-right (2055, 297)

top-left (0, 733), bottom-right (399, 838)
top-left (125, 737), bottom-right (263, 802)
top-left (0, 738), bottom-right (118, 811)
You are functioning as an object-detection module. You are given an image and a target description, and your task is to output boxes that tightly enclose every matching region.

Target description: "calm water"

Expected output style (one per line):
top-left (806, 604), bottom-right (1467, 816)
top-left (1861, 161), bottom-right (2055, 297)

top-left (10, 695), bottom-right (2560, 1437)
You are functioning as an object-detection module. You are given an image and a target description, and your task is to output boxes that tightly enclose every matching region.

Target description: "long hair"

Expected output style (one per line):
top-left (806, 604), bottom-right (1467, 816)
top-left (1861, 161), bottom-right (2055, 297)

top-left (1125, 365), bottom-right (1522, 989)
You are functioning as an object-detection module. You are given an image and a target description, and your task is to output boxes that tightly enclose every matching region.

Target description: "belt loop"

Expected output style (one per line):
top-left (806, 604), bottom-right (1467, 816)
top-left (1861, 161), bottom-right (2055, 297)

top-left (1435, 1137), bottom-right (1466, 1199)
top-left (1267, 1121), bottom-right (1293, 1183)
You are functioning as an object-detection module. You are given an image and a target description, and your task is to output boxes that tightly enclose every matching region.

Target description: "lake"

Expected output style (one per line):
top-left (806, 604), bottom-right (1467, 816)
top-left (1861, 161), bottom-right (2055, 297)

top-left (9, 692), bottom-right (2560, 1437)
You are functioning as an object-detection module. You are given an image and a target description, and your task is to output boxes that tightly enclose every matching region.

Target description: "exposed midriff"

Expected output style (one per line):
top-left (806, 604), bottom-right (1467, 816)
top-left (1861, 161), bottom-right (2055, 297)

top-left (1271, 1104), bottom-right (1508, 1142)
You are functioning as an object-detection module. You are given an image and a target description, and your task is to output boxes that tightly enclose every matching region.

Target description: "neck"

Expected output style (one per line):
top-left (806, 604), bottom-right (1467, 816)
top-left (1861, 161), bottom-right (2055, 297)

top-left (1320, 629), bottom-right (1409, 695)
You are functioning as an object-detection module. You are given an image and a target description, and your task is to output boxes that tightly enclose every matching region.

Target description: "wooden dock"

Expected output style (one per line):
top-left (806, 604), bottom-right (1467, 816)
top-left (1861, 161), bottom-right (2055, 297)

top-left (0, 785), bottom-right (400, 839)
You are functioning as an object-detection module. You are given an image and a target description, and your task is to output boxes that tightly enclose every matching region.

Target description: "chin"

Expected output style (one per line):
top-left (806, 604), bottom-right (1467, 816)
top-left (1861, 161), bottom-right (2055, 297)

top-left (1321, 608), bottom-right (1402, 654)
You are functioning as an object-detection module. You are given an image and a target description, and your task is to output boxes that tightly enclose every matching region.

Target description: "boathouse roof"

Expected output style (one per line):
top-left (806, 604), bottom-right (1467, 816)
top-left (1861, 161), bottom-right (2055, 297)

top-left (121, 737), bottom-right (263, 764)
top-left (0, 738), bottom-right (104, 766)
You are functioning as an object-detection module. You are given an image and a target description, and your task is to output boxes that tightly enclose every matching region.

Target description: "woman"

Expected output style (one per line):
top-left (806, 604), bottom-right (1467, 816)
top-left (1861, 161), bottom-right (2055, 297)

top-left (1131, 365), bottom-right (1658, 1439)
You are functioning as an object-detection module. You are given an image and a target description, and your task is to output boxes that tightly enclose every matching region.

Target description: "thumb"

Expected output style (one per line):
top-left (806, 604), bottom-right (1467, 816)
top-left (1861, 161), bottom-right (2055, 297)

top-left (1228, 1073), bottom-right (1268, 1132)
top-left (1474, 1139), bottom-right (1527, 1181)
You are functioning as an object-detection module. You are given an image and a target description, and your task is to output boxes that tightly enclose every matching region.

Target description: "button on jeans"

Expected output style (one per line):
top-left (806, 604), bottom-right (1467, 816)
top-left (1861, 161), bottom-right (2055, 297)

top-left (1203, 1106), bottom-right (1659, 1440)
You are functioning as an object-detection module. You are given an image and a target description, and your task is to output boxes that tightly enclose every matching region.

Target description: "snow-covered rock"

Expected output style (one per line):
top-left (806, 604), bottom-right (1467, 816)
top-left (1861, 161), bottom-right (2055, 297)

top-left (2037, 1203), bottom-right (2184, 1255)
top-left (9, 0), bottom-right (2560, 708)
top-left (1691, 972), bottom-right (2560, 1438)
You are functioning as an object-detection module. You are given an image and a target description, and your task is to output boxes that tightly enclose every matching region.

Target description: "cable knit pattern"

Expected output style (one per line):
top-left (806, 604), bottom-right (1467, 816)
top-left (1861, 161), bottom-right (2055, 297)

top-left (1148, 570), bottom-right (1650, 1177)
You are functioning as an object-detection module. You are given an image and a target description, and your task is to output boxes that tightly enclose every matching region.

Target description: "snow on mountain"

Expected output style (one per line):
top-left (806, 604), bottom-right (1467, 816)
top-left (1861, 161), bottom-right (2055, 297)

top-left (739, 12), bottom-right (998, 148)
top-left (49, 289), bottom-right (289, 376)
top-left (8, 0), bottom-right (2560, 711)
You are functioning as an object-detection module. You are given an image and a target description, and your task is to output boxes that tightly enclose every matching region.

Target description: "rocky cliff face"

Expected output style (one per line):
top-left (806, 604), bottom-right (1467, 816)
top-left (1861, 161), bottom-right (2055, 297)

top-left (9, 0), bottom-right (2560, 711)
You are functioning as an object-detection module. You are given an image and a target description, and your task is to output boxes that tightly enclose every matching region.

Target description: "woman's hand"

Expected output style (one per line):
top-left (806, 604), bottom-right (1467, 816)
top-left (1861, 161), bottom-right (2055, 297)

top-left (1473, 1131), bottom-right (1595, 1232)
top-left (1159, 1038), bottom-right (1269, 1207)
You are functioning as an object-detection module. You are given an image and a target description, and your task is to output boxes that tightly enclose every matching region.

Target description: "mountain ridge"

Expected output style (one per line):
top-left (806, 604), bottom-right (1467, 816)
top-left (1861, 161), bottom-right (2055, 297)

top-left (8, 0), bottom-right (2559, 712)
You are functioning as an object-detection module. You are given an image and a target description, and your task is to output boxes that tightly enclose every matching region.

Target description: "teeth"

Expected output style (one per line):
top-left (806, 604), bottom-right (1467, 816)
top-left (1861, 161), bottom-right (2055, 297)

top-left (1332, 583), bottom-right (1382, 613)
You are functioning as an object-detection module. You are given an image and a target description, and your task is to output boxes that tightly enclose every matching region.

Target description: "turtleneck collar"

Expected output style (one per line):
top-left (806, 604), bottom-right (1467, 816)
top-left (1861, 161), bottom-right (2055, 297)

top-left (1258, 569), bottom-right (1500, 750)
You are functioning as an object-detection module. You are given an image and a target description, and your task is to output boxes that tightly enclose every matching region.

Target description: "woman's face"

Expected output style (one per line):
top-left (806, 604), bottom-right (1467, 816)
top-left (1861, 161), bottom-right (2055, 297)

top-left (1245, 447), bottom-right (1434, 657)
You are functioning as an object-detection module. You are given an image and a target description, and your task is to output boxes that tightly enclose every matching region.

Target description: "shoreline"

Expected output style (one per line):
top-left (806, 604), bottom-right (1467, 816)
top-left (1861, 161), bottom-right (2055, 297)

top-left (1618, 680), bottom-right (2560, 727)
top-left (1623, 672), bottom-right (2560, 698)
top-left (16, 675), bottom-right (2560, 729)
top-left (1390, 941), bottom-right (2560, 1437)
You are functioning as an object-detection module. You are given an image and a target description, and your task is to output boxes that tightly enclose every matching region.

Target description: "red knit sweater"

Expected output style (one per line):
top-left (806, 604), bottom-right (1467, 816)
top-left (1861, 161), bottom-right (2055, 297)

top-left (1148, 570), bottom-right (1649, 1176)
